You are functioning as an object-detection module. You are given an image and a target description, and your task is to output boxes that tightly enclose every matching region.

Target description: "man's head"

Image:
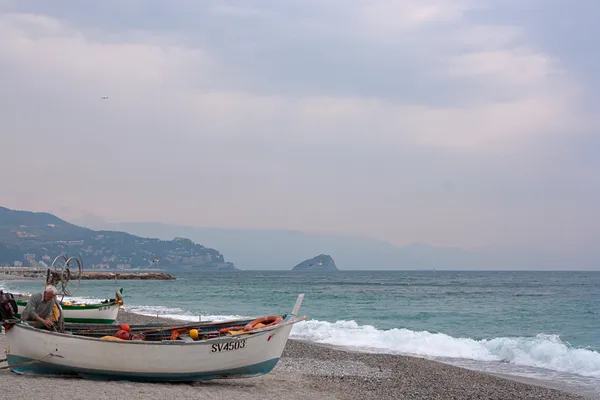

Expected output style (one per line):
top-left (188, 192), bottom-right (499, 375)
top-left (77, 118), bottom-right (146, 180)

top-left (43, 285), bottom-right (57, 301)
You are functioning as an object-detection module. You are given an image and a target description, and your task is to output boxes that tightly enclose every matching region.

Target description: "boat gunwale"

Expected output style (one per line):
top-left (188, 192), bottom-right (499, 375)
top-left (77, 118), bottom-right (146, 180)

top-left (6, 315), bottom-right (307, 346)
top-left (16, 299), bottom-right (121, 310)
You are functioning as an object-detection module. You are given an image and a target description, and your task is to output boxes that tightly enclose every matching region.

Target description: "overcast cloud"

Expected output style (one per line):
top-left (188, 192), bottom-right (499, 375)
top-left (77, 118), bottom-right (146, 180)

top-left (1, 0), bottom-right (599, 253)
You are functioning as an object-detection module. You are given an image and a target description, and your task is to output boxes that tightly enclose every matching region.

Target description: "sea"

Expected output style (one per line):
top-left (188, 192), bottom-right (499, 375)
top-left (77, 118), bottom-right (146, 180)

top-left (2, 270), bottom-right (600, 396)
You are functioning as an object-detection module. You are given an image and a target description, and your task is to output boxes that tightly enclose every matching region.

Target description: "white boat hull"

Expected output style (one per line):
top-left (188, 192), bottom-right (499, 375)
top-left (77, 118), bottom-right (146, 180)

top-left (16, 302), bottom-right (120, 324)
top-left (3, 295), bottom-right (306, 381)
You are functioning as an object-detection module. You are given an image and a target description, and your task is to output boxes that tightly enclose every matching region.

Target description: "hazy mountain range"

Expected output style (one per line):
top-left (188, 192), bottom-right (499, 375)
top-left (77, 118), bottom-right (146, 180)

top-left (0, 207), bottom-right (234, 270)
top-left (2, 205), bottom-right (595, 270)
top-left (73, 216), bottom-right (599, 270)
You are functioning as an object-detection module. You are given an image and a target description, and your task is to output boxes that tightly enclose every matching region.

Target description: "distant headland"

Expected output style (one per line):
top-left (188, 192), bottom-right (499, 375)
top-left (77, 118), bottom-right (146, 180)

top-left (0, 206), bottom-right (237, 271)
top-left (292, 254), bottom-right (338, 271)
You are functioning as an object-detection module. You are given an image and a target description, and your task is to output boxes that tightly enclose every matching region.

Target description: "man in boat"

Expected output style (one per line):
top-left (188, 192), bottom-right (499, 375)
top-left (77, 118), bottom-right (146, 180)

top-left (20, 285), bottom-right (63, 328)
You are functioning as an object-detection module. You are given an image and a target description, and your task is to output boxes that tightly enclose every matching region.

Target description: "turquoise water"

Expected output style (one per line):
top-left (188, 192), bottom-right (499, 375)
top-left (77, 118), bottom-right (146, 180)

top-left (2, 270), bottom-right (600, 394)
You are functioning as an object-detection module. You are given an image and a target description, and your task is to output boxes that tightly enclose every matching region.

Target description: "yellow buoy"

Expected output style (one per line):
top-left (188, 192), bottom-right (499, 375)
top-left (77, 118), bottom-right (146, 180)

top-left (189, 329), bottom-right (199, 340)
top-left (101, 336), bottom-right (124, 340)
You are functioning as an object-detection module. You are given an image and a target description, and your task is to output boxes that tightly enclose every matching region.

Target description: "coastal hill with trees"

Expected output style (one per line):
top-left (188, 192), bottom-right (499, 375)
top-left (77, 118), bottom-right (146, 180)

top-left (0, 206), bottom-right (237, 270)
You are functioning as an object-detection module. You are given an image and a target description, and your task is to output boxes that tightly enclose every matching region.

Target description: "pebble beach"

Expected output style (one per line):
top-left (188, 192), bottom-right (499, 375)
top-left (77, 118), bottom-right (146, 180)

top-left (0, 310), bottom-right (594, 400)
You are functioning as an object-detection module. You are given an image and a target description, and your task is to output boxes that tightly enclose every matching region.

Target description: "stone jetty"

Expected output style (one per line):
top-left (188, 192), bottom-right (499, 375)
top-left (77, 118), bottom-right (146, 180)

top-left (0, 266), bottom-right (175, 280)
top-left (81, 271), bottom-right (175, 280)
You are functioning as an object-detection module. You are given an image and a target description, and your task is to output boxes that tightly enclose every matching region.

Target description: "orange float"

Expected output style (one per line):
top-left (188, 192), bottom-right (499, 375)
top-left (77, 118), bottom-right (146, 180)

top-left (114, 329), bottom-right (130, 340)
top-left (219, 326), bottom-right (245, 335)
top-left (244, 316), bottom-right (283, 331)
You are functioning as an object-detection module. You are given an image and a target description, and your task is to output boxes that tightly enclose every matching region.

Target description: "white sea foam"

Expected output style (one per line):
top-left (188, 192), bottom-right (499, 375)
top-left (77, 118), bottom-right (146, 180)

top-left (289, 319), bottom-right (600, 379)
top-left (123, 304), bottom-right (250, 323)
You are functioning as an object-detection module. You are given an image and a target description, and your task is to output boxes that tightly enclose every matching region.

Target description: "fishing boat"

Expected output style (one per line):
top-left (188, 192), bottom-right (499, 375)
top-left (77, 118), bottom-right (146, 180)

top-left (12, 254), bottom-right (124, 324)
top-left (1, 294), bottom-right (306, 382)
top-left (14, 290), bottom-right (123, 324)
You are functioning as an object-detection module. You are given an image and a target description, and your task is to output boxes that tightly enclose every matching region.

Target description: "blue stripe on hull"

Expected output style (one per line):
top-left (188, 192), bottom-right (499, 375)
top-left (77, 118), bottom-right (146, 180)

top-left (7, 355), bottom-right (280, 382)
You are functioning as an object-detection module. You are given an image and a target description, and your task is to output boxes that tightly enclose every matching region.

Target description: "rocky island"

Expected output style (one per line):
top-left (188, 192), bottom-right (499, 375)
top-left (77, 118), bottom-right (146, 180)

top-left (292, 254), bottom-right (339, 271)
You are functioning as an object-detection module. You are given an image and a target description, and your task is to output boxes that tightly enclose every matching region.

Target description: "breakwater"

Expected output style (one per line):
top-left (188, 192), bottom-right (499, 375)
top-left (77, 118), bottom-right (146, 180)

top-left (0, 266), bottom-right (175, 280)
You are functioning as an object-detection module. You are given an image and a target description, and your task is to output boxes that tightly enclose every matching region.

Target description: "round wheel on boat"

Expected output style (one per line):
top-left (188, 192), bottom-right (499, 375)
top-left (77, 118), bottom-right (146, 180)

top-left (47, 254), bottom-right (83, 300)
top-left (61, 255), bottom-right (83, 297)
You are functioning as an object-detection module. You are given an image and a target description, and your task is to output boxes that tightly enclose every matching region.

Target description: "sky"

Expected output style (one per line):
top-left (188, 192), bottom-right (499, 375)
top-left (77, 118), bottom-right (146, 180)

top-left (1, 0), bottom-right (599, 253)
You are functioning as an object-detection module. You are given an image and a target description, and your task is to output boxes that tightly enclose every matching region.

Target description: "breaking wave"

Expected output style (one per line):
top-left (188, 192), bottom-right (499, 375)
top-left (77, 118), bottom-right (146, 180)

top-left (290, 319), bottom-right (600, 379)
top-left (122, 303), bottom-right (600, 379)
top-left (3, 280), bottom-right (599, 380)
